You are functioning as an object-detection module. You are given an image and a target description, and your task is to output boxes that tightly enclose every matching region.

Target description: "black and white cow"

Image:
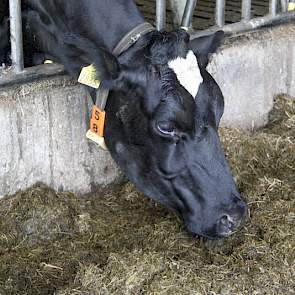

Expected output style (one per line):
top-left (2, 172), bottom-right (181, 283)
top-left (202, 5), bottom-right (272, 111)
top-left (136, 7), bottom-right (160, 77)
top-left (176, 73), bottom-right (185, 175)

top-left (0, 0), bottom-right (247, 239)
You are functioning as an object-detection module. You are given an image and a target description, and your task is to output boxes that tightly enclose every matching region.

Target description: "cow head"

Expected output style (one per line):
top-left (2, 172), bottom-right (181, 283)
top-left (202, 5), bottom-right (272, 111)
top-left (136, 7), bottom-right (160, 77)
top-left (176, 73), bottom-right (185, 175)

top-left (65, 29), bottom-right (247, 239)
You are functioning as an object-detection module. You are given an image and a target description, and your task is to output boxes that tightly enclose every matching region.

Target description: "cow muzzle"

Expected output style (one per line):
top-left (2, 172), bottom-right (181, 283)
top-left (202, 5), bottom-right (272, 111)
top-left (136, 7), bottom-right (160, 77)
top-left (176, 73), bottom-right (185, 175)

top-left (184, 195), bottom-right (248, 239)
top-left (213, 196), bottom-right (248, 238)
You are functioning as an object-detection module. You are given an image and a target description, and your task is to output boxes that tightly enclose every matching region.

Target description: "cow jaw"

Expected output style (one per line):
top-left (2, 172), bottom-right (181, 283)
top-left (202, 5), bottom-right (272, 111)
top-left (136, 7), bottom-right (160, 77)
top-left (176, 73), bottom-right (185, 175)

top-left (168, 50), bottom-right (203, 98)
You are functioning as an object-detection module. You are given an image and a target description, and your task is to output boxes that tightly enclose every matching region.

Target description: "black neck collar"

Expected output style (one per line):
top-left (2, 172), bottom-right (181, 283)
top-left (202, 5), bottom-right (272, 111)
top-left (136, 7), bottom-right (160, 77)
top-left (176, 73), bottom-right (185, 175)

top-left (112, 22), bottom-right (154, 56)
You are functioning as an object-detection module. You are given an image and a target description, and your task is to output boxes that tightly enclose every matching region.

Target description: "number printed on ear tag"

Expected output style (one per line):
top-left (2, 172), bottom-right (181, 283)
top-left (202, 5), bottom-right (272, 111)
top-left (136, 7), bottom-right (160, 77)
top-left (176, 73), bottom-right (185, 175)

top-left (90, 105), bottom-right (106, 137)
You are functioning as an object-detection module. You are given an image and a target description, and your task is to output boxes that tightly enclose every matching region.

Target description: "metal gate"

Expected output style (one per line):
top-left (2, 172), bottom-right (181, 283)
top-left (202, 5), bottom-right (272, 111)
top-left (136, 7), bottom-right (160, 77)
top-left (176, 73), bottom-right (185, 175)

top-left (4, 0), bottom-right (295, 75)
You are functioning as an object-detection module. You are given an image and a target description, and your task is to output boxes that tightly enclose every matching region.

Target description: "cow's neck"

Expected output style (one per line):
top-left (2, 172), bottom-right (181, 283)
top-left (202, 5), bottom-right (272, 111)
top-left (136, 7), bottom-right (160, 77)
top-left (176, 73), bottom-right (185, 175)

top-left (92, 0), bottom-right (146, 52)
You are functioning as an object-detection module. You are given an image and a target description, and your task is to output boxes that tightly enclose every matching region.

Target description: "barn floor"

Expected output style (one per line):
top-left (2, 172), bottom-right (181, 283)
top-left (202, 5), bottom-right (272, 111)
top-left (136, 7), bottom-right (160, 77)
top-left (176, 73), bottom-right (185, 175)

top-left (136, 0), bottom-right (271, 30)
top-left (0, 95), bottom-right (294, 295)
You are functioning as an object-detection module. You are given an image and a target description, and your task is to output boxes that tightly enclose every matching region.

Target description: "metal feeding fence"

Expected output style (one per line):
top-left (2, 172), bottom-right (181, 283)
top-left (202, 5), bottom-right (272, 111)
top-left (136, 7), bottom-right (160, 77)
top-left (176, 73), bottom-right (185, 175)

top-left (193, 0), bottom-right (295, 36)
top-left (6, 0), bottom-right (295, 74)
top-left (153, 0), bottom-right (295, 35)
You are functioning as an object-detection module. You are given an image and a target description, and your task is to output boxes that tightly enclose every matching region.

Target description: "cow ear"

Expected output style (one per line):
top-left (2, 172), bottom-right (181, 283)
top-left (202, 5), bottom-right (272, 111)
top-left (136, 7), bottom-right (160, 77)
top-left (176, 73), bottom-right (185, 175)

top-left (63, 34), bottom-right (120, 83)
top-left (189, 31), bottom-right (224, 68)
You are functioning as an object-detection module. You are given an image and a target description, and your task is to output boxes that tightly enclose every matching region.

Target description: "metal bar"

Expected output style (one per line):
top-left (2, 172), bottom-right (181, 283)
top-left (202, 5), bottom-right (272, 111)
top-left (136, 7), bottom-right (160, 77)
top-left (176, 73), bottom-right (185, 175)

top-left (270, 0), bottom-right (278, 16)
top-left (215, 0), bottom-right (225, 27)
top-left (181, 0), bottom-right (198, 28)
top-left (191, 10), bottom-right (295, 38)
top-left (156, 0), bottom-right (166, 31)
top-left (242, 0), bottom-right (251, 21)
top-left (9, 0), bottom-right (24, 73)
top-left (280, 0), bottom-right (288, 12)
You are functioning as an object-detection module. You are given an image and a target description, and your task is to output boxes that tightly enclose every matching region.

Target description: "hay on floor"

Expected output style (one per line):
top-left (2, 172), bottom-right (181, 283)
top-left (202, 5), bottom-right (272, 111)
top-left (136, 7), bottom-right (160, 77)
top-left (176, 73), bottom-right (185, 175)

top-left (0, 95), bottom-right (294, 295)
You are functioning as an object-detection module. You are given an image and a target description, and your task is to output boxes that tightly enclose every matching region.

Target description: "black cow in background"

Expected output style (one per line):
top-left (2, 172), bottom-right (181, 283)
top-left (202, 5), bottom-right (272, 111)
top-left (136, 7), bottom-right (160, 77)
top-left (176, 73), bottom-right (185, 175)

top-left (0, 0), bottom-right (247, 239)
top-left (0, 1), bottom-right (49, 66)
top-left (0, 1), bottom-right (9, 65)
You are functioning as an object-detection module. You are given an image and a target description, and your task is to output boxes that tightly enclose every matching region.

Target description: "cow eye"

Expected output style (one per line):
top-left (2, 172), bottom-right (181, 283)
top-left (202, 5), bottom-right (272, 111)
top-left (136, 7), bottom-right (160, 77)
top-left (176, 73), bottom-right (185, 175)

top-left (157, 121), bottom-right (176, 136)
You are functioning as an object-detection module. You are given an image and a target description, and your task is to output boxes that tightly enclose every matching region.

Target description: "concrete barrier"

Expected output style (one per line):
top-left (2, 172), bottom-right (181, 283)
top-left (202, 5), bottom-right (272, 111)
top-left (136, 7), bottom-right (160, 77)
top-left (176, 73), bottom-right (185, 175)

top-left (0, 75), bottom-right (123, 198)
top-left (0, 23), bottom-right (295, 197)
top-left (208, 23), bottom-right (295, 129)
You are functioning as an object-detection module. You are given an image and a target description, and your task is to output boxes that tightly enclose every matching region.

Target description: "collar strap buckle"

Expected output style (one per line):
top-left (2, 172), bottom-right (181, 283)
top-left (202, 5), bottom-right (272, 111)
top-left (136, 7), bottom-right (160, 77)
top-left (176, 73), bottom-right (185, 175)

top-left (112, 22), bottom-right (154, 57)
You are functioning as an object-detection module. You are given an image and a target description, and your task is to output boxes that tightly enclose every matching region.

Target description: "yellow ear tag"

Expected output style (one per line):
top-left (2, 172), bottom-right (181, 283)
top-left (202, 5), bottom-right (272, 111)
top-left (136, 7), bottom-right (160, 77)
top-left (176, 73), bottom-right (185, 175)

top-left (86, 105), bottom-right (107, 150)
top-left (288, 3), bottom-right (295, 10)
top-left (86, 129), bottom-right (107, 150)
top-left (44, 60), bottom-right (54, 64)
top-left (78, 64), bottom-right (101, 89)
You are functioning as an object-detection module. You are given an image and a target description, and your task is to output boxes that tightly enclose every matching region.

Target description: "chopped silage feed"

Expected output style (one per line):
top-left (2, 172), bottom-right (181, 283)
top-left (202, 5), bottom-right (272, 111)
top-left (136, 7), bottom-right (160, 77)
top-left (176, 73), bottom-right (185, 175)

top-left (0, 95), bottom-right (294, 295)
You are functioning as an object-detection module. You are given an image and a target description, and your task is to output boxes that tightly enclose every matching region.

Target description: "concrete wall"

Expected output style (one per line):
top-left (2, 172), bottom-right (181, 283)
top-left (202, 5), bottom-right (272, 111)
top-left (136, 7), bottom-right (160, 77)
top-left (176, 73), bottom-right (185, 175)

top-left (0, 76), bottom-right (123, 198)
top-left (1, 23), bottom-right (295, 197)
top-left (208, 23), bottom-right (295, 129)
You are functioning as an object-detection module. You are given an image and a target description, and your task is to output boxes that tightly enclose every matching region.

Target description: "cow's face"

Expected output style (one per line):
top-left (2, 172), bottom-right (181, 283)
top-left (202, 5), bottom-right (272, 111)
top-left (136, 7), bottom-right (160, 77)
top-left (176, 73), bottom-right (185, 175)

top-left (97, 30), bottom-right (247, 239)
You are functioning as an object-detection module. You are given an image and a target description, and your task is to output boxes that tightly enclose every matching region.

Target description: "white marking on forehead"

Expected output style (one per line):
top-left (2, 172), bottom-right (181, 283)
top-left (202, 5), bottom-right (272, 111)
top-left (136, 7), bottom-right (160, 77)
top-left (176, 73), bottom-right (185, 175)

top-left (168, 50), bottom-right (203, 98)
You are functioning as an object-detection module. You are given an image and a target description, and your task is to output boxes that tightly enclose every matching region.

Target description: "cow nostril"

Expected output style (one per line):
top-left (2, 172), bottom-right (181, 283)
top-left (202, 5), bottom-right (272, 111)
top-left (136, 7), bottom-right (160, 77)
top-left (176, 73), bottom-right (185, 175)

top-left (219, 214), bottom-right (234, 229)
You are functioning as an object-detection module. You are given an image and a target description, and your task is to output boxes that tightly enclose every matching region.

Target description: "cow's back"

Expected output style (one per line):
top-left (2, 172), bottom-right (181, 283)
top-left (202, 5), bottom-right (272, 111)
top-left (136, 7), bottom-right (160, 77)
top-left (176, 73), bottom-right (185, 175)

top-left (24, 0), bottom-right (144, 51)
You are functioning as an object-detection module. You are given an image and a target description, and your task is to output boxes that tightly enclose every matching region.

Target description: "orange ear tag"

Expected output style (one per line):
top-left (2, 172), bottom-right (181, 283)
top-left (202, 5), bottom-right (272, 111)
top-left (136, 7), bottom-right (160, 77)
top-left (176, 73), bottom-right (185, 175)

top-left (86, 105), bottom-right (107, 150)
top-left (90, 105), bottom-right (106, 137)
